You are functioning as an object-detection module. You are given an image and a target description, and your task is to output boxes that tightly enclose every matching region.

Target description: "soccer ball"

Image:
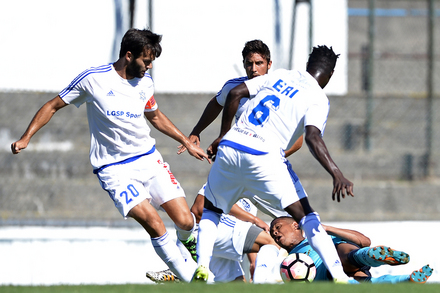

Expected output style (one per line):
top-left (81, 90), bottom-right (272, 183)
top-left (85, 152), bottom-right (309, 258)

top-left (280, 253), bottom-right (316, 282)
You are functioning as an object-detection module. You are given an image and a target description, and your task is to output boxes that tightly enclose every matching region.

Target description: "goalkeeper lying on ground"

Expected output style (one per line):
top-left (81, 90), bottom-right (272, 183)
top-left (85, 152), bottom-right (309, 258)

top-left (252, 216), bottom-right (433, 284)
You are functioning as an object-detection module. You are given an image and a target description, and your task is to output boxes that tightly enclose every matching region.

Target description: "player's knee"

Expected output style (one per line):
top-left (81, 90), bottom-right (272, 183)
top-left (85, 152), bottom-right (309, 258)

top-left (174, 214), bottom-right (195, 231)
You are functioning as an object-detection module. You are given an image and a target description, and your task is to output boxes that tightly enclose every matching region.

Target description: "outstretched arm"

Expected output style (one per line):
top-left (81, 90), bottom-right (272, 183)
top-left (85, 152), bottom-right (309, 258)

top-left (11, 95), bottom-right (67, 154)
top-left (304, 125), bottom-right (354, 201)
top-left (177, 97), bottom-right (223, 154)
top-left (229, 204), bottom-right (270, 232)
top-left (322, 224), bottom-right (371, 248)
top-left (145, 109), bottom-right (211, 163)
top-left (191, 192), bottom-right (270, 233)
top-left (207, 83), bottom-right (249, 158)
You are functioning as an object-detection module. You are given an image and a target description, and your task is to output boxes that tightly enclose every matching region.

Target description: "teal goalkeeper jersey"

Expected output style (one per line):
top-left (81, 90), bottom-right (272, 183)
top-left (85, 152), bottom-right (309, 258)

top-left (289, 236), bottom-right (347, 281)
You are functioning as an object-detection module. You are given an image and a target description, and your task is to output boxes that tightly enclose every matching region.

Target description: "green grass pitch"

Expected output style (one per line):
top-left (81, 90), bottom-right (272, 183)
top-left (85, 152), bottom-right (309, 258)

top-left (1, 282), bottom-right (440, 293)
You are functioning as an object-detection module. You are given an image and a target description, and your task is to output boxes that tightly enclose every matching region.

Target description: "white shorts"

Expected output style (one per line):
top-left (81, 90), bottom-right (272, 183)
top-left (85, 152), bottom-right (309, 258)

top-left (213, 214), bottom-right (252, 262)
top-left (96, 149), bottom-right (185, 217)
top-left (249, 195), bottom-right (290, 219)
top-left (209, 257), bottom-right (244, 282)
top-left (176, 228), bottom-right (245, 283)
top-left (199, 184), bottom-right (259, 217)
top-left (205, 145), bottom-right (307, 214)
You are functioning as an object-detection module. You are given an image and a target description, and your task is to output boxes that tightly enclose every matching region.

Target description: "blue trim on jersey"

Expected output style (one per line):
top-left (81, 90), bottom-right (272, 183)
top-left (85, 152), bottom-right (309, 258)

top-left (219, 140), bottom-right (268, 155)
top-left (215, 76), bottom-right (248, 97)
top-left (143, 72), bottom-right (153, 81)
top-left (59, 64), bottom-right (113, 98)
top-left (219, 216), bottom-right (236, 228)
top-left (93, 145), bottom-right (156, 174)
top-left (284, 160), bottom-right (299, 183)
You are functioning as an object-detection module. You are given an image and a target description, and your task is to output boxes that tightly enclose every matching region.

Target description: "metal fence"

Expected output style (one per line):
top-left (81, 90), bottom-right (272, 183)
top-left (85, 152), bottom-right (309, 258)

top-left (342, 0), bottom-right (439, 179)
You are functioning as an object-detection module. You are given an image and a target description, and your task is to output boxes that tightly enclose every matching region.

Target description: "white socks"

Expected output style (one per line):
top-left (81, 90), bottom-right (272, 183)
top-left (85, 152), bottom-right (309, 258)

top-left (151, 231), bottom-right (197, 282)
top-left (196, 208), bottom-right (221, 267)
top-left (253, 244), bottom-right (282, 284)
top-left (299, 212), bottom-right (348, 280)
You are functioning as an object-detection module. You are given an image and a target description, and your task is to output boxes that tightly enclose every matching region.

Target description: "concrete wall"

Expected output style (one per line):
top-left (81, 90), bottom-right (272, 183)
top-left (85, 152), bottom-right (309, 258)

top-left (0, 0), bottom-right (439, 223)
top-left (1, 91), bottom-right (440, 224)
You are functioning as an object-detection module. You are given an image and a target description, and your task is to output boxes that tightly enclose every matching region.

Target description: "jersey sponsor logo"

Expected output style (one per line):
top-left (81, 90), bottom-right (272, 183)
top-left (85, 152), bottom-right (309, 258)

top-left (106, 110), bottom-right (142, 118)
top-left (107, 90), bottom-right (115, 96)
top-left (145, 96), bottom-right (156, 110)
top-left (272, 79), bottom-right (299, 98)
top-left (232, 126), bottom-right (266, 142)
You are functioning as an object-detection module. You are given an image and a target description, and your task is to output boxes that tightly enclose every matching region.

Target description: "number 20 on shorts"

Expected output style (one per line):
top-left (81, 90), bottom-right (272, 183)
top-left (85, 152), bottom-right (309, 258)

top-left (120, 184), bottom-right (139, 204)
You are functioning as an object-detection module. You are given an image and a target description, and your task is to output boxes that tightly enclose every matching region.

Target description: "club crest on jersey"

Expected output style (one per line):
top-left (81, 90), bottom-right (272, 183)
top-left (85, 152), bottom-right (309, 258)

top-left (139, 90), bottom-right (147, 102)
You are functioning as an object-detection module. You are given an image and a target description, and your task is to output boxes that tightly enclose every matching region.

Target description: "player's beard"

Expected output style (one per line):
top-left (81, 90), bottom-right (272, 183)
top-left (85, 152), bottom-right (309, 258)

top-left (126, 60), bottom-right (145, 79)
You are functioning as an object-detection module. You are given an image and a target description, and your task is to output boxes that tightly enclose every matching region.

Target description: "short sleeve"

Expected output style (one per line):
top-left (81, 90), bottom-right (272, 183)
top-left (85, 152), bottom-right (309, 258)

top-left (144, 95), bottom-right (158, 112)
top-left (215, 77), bottom-right (248, 106)
top-left (59, 77), bottom-right (88, 108)
top-left (244, 74), bottom-right (269, 96)
top-left (304, 97), bottom-right (329, 136)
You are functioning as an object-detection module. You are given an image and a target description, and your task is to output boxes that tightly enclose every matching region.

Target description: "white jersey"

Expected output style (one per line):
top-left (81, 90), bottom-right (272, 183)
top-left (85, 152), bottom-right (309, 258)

top-left (59, 64), bottom-right (158, 170)
top-left (215, 76), bottom-right (251, 121)
top-left (220, 69), bottom-right (329, 155)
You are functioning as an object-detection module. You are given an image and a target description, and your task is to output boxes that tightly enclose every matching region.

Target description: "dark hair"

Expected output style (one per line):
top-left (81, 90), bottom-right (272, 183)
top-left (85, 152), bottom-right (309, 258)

top-left (119, 28), bottom-right (162, 59)
top-left (270, 216), bottom-right (294, 227)
top-left (242, 40), bottom-right (271, 63)
top-left (306, 45), bottom-right (339, 74)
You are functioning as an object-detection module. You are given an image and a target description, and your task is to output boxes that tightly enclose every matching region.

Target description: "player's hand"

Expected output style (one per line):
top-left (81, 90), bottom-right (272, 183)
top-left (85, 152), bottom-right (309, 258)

top-left (332, 175), bottom-right (354, 202)
top-left (177, 134), bottom-right (200, 155)
top-left (185, 143), bottom-right (211, 164)
top-left (207, 137), bottom-right (222, 160)
top-left (254, 218), bottom-right (270, 233)
top-left (11, 139), bottom-right (28, 154)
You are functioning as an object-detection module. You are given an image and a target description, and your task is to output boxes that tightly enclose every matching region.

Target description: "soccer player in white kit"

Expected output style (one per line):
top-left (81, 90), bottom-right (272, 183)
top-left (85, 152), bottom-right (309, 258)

top-left (191, 185), bottom-right (278, 282)
top-left (177, 40), bottom-right (292, 277)
top-left (193, 46), bottom-right (356, 283)
top-left (11, 29), bottom-right (210, 282)
top-left (147, 185), bottom-right (279, 283)
top-left (180, 40), bottom-right (296, 223)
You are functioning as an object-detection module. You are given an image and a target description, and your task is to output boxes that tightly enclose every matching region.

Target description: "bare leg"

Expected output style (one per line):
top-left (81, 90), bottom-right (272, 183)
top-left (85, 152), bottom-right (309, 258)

top-left (162, 197), bottom-right (195, 233)
top-left (128, 199), bottom-right (166, 238)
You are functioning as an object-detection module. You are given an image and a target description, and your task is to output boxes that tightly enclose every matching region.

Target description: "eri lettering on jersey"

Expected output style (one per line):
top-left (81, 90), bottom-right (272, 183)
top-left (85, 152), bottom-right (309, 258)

top-left (272, 79), bottom-right (299, 98)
